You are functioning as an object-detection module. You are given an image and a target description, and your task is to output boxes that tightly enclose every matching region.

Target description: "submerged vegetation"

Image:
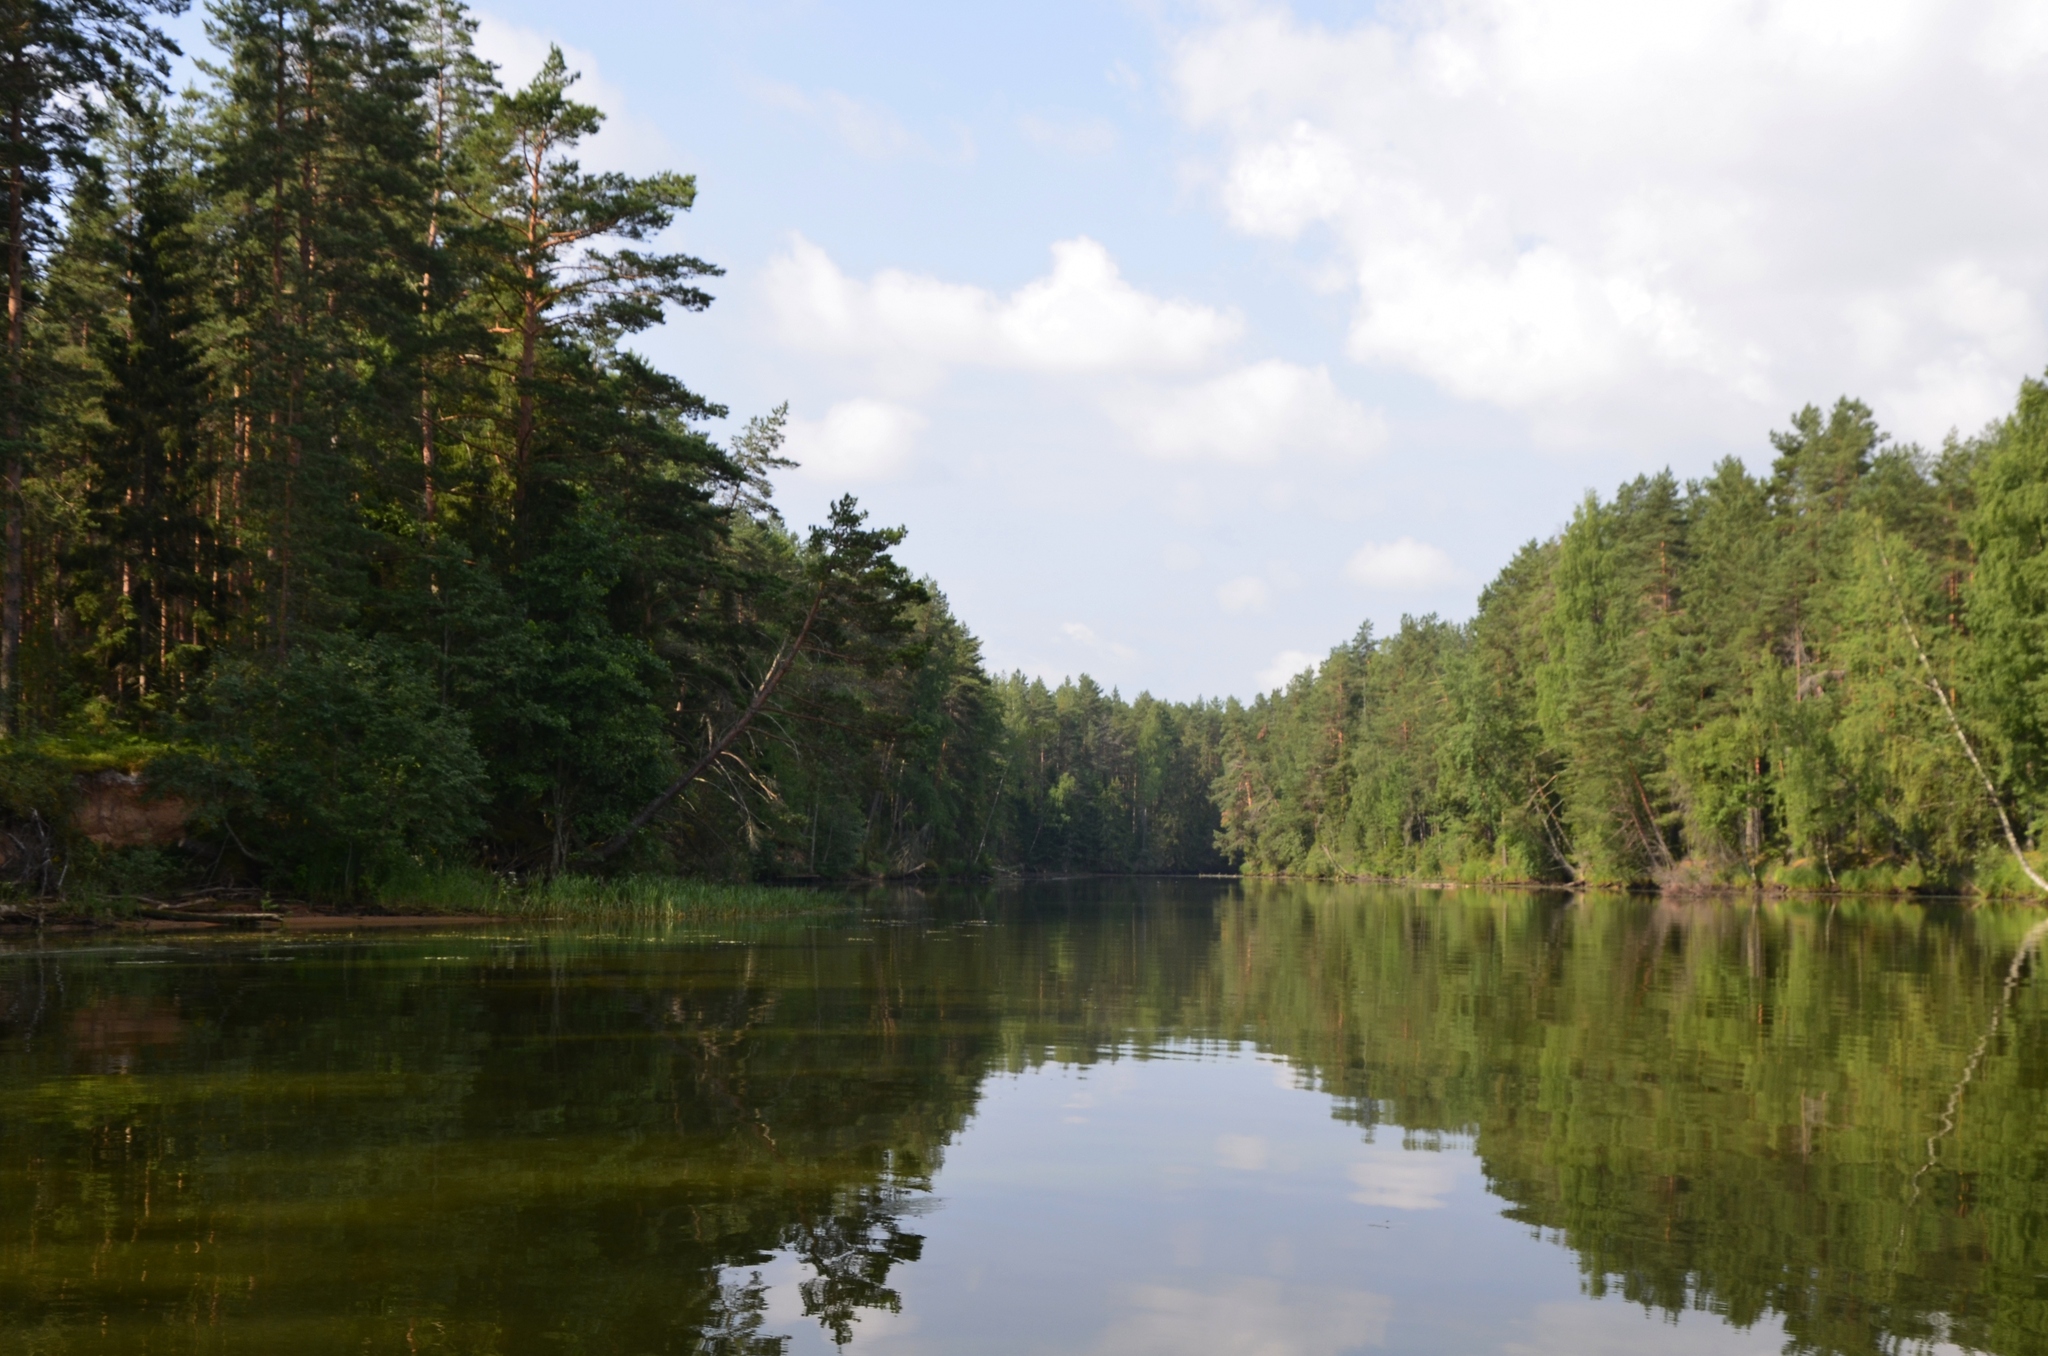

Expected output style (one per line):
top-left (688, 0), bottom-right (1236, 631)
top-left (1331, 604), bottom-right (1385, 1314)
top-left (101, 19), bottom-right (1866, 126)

top-left (5, 883), bottom-right (2047, 1353)
top-left (0, 0), bottom-right (2043, 902)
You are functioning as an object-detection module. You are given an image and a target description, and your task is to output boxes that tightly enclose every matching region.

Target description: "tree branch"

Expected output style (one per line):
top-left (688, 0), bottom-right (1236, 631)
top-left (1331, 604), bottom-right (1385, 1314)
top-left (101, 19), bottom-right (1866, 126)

top-left (1876, 534), bottom-right (2048, 896)
top-left (583, 582), bottom-right (826, 864)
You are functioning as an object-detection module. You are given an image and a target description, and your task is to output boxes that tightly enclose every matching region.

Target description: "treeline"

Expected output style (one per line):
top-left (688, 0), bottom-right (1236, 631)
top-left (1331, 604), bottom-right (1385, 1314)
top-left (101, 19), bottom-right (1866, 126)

top-left (1220, 395), bottom-right (2048, 891)
top-left (0, 0), bottom-right (1227, 894)
top-left (7, 0), bottom-right (2045, 897)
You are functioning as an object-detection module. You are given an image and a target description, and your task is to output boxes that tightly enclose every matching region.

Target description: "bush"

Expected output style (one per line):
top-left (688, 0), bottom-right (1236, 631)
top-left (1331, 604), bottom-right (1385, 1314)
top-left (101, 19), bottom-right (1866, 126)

top-left (163, 636), bottom-right (486, 898)
top-left (1972, 847), bottom-right (2048, 900)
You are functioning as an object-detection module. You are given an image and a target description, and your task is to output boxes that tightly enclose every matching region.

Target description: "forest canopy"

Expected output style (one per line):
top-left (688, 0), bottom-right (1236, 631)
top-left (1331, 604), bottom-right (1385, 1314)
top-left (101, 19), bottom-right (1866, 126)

top-left (2, 0), bottom-right (2045, 897)
top-left (1219, 398), bottom-right (2048, 892)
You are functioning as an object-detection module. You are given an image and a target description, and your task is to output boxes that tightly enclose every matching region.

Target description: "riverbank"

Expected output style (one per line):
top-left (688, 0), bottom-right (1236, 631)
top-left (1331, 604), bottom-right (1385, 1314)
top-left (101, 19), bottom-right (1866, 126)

top-left (1228, 849), bottom-right (2048, 901)
top-left (0, 873), bottom-right (846, 932)
top-left (11, 856), bottom-right (2045, 933)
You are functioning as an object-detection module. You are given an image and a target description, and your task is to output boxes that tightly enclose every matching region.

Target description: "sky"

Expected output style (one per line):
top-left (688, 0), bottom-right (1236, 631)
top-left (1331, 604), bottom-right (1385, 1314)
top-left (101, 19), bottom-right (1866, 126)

top-left (170, 0), bottom-right (2048, 701)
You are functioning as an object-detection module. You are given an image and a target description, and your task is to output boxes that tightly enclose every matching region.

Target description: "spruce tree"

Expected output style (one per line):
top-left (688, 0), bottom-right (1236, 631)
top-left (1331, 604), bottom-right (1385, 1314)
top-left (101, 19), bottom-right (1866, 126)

top-left (70, 101), bottom-right (219, 716)
top-left (0, 0), bottom-right (181, 729)
top-left (200, 0), bottom-right (433, 645)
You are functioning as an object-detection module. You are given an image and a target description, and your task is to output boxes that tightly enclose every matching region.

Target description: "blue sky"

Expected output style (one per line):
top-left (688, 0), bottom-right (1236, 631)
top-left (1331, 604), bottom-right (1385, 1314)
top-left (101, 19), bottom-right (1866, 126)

top-left (165, 1), bottom-right (2048, 700)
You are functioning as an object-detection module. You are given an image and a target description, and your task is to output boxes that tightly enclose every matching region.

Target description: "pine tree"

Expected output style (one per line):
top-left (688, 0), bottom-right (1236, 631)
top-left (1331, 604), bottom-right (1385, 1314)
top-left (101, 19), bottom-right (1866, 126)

top-left (53, 103), bottom-right (219, 717)
top-left (199, 0), bottom-right (434, 645)
top-left (0, 0), bottom-right (181, 729)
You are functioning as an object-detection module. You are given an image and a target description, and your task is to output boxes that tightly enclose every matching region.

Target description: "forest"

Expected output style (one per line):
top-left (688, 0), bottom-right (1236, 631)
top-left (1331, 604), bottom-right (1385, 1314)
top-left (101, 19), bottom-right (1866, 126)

top-left (1220, 399), bottom-right (2048, 893)
top-left (2, 0), bottom-right (2045, 898)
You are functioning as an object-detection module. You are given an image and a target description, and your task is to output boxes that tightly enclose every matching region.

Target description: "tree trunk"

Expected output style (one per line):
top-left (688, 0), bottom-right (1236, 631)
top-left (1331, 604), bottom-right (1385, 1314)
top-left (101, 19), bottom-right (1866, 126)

top-left (1877, 537), bottom-right (2048, 896)
top-left (513, 298), bottom-right (536, 493)
top-left (420, 376), bottom-right (436, 520)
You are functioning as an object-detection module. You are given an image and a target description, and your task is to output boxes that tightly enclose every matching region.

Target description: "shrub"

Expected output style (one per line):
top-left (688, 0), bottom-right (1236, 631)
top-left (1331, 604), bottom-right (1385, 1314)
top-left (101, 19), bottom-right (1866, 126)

top-left (163, 636), bottom-right (486, 898)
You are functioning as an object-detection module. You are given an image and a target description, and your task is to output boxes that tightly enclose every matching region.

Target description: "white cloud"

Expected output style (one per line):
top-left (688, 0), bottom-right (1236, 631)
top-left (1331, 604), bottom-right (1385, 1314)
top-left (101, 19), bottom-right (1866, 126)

top-left (1345, 538), bottom-right (1458, 591)
top-left (1217, 576), bottom-right (1270, 614)
top-left (764, 235), bottom-right (1241, 387)
top-left (782, 400), bottom-right (925, 481)
top-left (471, 17), bottom-right (672, 176)
top-left (1109, 360), bottom-right (1386, 463)
top-left (1346, 1150), bottom-right (1456, 1210)
top-left (1000, 240), bottom-right (1235, 372)
top-left (1172, 0), bottom-right (2048, 446)
top-left (1162, 543), bottom-right (1202, 570)
top-left (1222, 121), bottom-right (1357, 241)
top-left (1088, 1279), bottom-right (1391, 1356)
top-left (1256, 650), bottom-right (1316, 691)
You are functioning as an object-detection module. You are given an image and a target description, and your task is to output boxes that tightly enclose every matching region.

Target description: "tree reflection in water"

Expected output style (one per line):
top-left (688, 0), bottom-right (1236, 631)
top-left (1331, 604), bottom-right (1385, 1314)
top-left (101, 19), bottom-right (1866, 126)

top-left (0, 882), bottom-right (2041, 1355)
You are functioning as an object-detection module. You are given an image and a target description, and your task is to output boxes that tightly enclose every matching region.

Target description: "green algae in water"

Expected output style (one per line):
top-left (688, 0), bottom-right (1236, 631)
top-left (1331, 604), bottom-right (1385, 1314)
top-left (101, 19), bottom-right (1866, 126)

top-left (1, 882), bottom-right (2045, 1354)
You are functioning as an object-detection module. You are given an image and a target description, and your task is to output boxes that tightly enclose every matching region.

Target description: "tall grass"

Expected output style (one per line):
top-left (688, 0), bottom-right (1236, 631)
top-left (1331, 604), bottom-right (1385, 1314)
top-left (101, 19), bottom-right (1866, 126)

top-left (373, 868), bottom-right (838, 921)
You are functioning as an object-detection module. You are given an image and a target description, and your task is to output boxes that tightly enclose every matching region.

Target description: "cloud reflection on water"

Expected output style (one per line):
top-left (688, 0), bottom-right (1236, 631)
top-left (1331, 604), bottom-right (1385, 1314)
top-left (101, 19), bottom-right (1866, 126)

top-left (1345, 1148), bottom-right (1458, 1210)
top-left (1088, 1277), bottom-right (1391, 1356)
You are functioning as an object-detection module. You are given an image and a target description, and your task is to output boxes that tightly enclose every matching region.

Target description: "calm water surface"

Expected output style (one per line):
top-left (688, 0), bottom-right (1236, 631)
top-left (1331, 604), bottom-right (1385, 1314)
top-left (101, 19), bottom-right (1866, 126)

top-left (2, 882), bottom-right (2045, 1355)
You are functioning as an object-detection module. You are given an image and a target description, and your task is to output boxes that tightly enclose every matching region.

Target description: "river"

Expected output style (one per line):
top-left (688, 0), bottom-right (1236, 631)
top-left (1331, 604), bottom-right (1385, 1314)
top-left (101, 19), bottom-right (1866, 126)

top-left (1, 881), bottom-right (2041, 1354)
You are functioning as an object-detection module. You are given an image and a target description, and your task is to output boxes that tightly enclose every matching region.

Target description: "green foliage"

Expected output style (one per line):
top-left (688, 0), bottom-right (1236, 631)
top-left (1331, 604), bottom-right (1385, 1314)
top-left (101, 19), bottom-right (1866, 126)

top-left (0, 739), bottom-right (81, 819)
top-left (168, 635), bottom-right (485, 894)
top-left (993, 673), bottom-right (1225, 874)
top-left (1218, 390), bottom-right (2048, 897)
top-left (1969, 377), bottom-right (2048, 836)
top-left (363, 863), bottom-right (826, 920)
top-left (7, 0), bottom-right (2045, 903)
top-left (492, 873), bottom-right (832, 922)
top-left (5, 3), bottom-right (1089, 897)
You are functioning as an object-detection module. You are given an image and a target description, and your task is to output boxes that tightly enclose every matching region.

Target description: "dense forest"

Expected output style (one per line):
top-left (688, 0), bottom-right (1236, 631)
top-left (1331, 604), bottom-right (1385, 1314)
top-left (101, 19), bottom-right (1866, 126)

top-left (0, 0), bottom-right (1229, 895)
top-left (2, 0), bottom-right (2045, 897)
top-left (1221, 398), bottom-right (2048, 893)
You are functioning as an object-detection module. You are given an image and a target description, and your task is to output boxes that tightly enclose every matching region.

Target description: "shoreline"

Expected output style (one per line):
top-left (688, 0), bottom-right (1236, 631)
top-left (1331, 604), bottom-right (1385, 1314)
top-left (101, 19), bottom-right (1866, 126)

top-left (5, 868), bottom-right (2042, 933)
top-left (3, 910), bottom-right (509, 934)
top-left (1222, 871), bottom-right (2047, 903)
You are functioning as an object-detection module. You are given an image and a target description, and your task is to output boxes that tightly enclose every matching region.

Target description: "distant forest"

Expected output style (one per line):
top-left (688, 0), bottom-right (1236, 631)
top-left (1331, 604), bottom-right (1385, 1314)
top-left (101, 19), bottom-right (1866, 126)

top-left (4, 0), bottom-right (2045, 896)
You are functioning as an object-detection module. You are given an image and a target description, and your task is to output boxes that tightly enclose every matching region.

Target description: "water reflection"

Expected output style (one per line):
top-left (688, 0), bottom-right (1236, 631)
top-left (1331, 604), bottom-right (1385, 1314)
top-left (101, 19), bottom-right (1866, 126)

top-left (0, 884), bottom-right (2040, 1354)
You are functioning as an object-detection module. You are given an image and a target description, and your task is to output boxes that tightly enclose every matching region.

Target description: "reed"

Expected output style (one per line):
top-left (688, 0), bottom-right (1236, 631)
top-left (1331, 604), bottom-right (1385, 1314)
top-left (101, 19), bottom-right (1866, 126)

top-left (375, 868), bottom-right (837, 921)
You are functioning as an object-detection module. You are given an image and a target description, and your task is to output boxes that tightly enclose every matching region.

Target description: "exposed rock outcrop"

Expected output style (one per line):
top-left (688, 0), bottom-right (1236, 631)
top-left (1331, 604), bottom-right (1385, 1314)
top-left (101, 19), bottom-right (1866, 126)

top-left (71, 771), bottom-right (190, 849)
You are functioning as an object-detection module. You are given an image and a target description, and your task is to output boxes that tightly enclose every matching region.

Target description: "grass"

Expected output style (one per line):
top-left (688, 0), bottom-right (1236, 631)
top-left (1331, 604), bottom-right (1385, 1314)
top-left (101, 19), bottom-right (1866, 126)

top-left (0, 867), bottom-right (840, 925)
top-left (371, 867), bottom-right (840, 922)
top-left (1972, 849), bottom-right (2048, 901)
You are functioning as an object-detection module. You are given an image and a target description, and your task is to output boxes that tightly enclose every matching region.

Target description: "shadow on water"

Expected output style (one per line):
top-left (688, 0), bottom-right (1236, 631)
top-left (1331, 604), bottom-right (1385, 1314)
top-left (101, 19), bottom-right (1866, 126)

top-left (0, 880), bottom-right (2043, 1353)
